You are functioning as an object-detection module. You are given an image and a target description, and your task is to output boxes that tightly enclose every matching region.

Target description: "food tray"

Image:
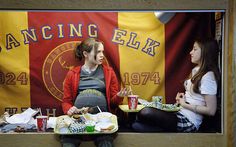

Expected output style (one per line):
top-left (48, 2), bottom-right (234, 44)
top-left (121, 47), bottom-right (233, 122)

top-left (54, 114), bottom-right (118, 135)
top-left (138, 98), bottom-right (181, 112)
top-left (159, 104), bottom-right (182, 112)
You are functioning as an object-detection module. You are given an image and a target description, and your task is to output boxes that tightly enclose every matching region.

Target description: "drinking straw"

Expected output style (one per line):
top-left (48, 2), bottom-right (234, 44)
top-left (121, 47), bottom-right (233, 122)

top-left (97, 106), bottom-right (102, 113)
top-left (38, 108), bottom-right (42, 116)
top-left (82, 113), bottom-right (87, 122)
top-left (129, 86), bottom-right (133, 95)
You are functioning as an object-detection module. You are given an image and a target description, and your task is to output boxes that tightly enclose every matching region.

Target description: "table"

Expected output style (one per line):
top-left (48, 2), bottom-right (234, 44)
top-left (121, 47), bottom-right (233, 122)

top-left (118, 105), bottom-right (144, 113)
top-left (118, 105), bottom-right (144, 129)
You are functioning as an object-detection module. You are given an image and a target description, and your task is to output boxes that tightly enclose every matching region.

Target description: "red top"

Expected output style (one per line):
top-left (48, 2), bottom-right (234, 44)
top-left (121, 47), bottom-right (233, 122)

top-left (62, 65), bottom-right (123, 114)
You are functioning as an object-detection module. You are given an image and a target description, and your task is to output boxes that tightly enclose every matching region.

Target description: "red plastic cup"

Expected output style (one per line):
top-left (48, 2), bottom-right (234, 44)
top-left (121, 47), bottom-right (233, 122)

top-left (128, 95), bottom-right (138, 110)
top-left (36, 116), bottom-right (48, 132)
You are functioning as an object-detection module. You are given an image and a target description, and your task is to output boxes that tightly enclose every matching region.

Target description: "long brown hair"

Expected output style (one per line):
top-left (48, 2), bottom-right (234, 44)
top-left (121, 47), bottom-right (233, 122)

top-left (75, 38), bottom-right (102, 61)
top-left (190, 38), bottom-right (221, 94)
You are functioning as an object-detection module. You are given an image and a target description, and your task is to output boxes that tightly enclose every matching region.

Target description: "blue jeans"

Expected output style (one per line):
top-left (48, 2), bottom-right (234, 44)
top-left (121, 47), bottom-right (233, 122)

top-left (60, 135), bottom-right (114, 147)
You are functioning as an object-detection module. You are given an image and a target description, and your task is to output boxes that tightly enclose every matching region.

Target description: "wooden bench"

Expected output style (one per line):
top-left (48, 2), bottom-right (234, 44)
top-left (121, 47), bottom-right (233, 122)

top-left (0, 132), bottom-right (225, 147)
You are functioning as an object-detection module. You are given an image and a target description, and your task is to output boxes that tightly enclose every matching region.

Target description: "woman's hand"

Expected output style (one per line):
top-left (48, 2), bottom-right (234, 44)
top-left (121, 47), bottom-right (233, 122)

top-left (175, 92), bottom-right (186, 106)
top-left (117, 88), bottom-right (132, 97)
top-left (76, 107), bottom-right (89, 114)
top-left (67, 106), bottom-right (78, 116)
top-left (67, 106), bottom-right (89, 115)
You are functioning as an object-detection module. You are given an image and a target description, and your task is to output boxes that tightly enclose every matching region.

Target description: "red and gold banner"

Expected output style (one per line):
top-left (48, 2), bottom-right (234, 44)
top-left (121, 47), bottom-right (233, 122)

top-left (0, 11), bottom-right (213, 116)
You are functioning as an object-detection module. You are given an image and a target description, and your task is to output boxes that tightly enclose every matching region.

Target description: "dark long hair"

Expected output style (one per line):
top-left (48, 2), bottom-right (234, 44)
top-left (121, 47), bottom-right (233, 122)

top-left (75, 38), bottom-right (101, 61)
top-left (190, 38), bottom-right (221, 94)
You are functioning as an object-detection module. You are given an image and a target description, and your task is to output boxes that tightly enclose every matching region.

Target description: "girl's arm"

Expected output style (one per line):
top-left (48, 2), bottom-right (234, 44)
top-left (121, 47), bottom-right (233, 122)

top-left (179, 94), bottom-right (217, 116)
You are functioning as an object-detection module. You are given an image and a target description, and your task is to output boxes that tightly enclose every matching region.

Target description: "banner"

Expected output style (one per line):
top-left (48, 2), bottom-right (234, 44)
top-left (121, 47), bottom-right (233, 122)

top-left (0, 11), bottom-right (213, 116)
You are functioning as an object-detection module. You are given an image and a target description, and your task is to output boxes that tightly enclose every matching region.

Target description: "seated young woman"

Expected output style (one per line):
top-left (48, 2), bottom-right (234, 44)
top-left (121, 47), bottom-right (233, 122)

top-left (61, 38), bottom-right (130, 147)
top-left (132, 38), bottom-right (221, 133)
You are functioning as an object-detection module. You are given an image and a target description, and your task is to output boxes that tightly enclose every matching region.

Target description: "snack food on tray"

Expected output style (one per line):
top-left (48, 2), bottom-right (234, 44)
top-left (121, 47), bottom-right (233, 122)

top-left (54, 112), bottom-right (118, 134)
top-left (97, 112), bottom-right (112, 123)
top-left (138, 98), bottom-right (181, 112)
top-left (95, 122), bottom-right (115, 132)
top-left (56, 115), bottom-right (74, 129)
top-left (69, 122), bottom-right (86, 133)
top-left (72, 114), bottom-right (81, 119)
top-left (56, 115), bottom-right (74, 133)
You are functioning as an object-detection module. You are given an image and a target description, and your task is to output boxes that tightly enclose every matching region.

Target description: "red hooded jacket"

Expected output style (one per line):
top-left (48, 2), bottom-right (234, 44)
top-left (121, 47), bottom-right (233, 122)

top-left (62, 65), bottom-right (123, 114)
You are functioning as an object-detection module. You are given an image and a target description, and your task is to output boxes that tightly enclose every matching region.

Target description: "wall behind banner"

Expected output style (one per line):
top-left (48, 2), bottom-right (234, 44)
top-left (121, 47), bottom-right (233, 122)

top-left (0, 11), bottom-right (215, 116)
